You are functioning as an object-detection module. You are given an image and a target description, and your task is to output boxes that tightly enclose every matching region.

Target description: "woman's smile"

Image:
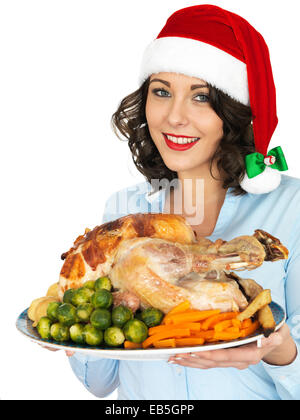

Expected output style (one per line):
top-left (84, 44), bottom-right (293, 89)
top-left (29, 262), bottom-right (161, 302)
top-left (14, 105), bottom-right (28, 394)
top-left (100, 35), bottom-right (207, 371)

top-left (163, 133), bottom-right (201, 151)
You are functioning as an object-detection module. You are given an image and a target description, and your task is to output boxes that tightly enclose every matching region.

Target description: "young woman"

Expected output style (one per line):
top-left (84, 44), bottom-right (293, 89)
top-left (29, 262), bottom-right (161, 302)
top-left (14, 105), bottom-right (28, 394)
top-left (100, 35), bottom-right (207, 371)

top-left (66, 5), bottom-right (300, 399)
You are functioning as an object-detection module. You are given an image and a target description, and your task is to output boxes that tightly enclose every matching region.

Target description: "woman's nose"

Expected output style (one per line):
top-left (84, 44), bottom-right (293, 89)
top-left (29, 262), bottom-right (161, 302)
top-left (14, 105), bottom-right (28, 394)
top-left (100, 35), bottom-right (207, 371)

top-left (167, 100), bottom-right (189, 126)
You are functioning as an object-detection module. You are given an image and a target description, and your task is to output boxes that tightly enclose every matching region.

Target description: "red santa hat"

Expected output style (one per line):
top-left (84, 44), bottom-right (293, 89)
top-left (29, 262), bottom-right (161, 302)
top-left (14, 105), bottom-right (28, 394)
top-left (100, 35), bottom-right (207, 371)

top-left (138, 4), bottom-right (288, 194)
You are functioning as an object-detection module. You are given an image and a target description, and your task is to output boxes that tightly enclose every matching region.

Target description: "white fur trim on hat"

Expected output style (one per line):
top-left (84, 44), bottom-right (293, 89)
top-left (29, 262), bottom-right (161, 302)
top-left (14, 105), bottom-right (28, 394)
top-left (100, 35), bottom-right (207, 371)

top-left (240, 167), bottom-right (281, 194)
top-left (139, 37), bottom-right (249, 105)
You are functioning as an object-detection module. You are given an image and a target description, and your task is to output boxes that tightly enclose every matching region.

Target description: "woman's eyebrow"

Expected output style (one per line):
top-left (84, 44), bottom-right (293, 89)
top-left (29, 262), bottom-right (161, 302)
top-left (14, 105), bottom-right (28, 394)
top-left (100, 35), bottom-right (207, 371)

top-left (149, 78), bottom-right (208, 90)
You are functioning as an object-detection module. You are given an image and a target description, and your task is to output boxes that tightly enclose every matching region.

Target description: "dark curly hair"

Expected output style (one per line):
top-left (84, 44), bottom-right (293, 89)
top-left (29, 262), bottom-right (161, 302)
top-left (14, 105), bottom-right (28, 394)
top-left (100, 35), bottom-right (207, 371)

top-left (111, 76), bottom-right (255, 196)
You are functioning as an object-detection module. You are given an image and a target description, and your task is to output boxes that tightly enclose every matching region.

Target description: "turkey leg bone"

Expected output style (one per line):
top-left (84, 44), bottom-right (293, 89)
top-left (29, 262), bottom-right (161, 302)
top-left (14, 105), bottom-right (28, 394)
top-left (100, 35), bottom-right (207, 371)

top-left (108, 232), bottom-right (288, 313)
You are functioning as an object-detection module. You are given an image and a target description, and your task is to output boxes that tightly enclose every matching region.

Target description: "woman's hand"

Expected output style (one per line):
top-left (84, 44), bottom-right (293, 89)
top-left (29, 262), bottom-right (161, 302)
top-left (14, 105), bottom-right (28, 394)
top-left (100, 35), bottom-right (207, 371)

top-left (38, 344), bottom-right (75, 357)
top-left (168, 324), bottom-right (297, 370)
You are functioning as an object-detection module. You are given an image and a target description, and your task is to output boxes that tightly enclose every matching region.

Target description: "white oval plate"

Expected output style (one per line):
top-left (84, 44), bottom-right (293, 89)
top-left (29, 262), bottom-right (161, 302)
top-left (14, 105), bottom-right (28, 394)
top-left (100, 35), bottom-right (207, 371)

top-left (16, 301), bottom-right (285, 361)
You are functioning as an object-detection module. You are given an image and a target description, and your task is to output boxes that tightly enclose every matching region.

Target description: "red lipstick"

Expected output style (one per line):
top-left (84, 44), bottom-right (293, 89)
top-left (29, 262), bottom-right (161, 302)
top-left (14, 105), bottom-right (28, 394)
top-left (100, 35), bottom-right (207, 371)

top-left (163, 134), bottom-right (200, 151)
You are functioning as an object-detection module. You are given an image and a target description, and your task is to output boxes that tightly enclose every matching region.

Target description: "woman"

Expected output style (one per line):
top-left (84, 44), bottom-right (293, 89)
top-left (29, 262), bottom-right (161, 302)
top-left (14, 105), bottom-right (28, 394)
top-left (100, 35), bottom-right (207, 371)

top-left (67, 5), bottom-right (300, 399)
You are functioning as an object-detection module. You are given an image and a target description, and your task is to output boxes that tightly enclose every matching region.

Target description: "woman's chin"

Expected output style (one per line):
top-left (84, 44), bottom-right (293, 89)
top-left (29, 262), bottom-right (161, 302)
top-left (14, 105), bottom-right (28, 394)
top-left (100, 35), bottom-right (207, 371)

top-left (162, 157), bottom-right (199, 173)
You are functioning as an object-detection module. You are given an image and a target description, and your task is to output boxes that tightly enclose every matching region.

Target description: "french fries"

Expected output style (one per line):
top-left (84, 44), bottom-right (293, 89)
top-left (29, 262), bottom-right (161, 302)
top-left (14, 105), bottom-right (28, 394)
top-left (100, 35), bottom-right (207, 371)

top-left (237, 289), bottom-right (272, 322)
top-left (258, 304), bottom-right (276, 337)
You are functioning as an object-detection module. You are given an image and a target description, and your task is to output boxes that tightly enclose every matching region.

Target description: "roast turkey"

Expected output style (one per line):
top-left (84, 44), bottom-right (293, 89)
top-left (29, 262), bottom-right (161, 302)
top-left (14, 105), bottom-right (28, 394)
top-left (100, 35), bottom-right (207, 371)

top-left (58, 213), bottom-right (288, 313)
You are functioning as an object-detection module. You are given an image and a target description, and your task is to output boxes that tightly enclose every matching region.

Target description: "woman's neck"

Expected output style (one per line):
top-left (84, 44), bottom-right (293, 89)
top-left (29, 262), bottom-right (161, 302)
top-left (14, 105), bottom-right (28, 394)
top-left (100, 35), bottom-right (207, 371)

top-left (178, 161), bottom-right (226, 205)
top-left (163, 163), bottom-right (228, 235)
top-left (178, 172), bottom-right (226, 202)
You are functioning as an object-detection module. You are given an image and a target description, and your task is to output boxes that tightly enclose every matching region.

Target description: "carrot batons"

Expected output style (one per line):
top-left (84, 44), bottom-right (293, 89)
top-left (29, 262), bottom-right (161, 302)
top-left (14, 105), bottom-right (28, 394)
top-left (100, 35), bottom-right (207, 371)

top-left (241, 319), bottom-right (253, 329)
top-left (165, 310), bottom-right (221, 325)
top-left (141, 299), bottom-right (261, 349)
top-left (201, 312), bottom-right (239, 331)
top-left (240, 320), bottom-right (260, 337)
top-left (191, 330), bottom-right (215, 340)
top-left (142, 329), bottom-right (190, 349)
top-left (213, 330), bottom-right (241, 341)
top-left (214, 319), bottom-right (234, 332)
top-left (153, 339), bottom-right (176, 348)
top-left (175, 337), bottom-right (205, 347)
top-left (148, 322), bottom-right (201, 336)
top-left (162, 300), bottom-right (191, 324)
top-left (124, 341), bottom-right (143, 349)
top-left (166, 300), bottom-right (191, 316)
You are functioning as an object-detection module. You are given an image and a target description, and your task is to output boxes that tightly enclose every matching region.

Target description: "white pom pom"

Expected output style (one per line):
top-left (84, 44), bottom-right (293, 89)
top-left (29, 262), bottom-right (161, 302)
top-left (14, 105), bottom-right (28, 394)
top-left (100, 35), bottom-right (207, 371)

top-left (240, 167), bottom-right (281, 194)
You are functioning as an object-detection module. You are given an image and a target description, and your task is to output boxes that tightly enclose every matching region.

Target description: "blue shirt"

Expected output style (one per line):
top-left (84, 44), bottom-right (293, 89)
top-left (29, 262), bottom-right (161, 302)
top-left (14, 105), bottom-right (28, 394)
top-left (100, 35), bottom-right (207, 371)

top-left (68, 174), bottom-right (300, 400)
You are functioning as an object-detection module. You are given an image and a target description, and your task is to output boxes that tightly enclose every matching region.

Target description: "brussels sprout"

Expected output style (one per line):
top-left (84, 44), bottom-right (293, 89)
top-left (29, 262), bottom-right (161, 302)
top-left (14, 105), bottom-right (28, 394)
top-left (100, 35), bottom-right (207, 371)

top-left (47, 301), bottom-right (62, 322)
top-left (83, 324), bottom-right (103, 346)
top-left (134, 310), bottom-right (143, 321)
top-left (71, 287), bottom-right (94, 307)
top-left (70, 323), bottom-right (85, 344)
top-left (37, 316), bottom-right (52, 340)
top-left (57, 303), bottom-right (77, 327)
top-left (90, 308), bottom-right (111, 330)
top-left (95, 276), bottom-right (112, 291)
top-left (83, 280), bottom-right (96, 290)
top-left (76, 303), bottom-right (94, 323)
top-left (140, 307), bottom-right (164, 327)
top-left (85, 288), bottom-right (95, 299)
top-left (112, 305), bottom-right (133, 328)
top-left (123, 319), bottom-right (148, 343)
top-left (50, 322), bottom-right (70, 342)
top-left (104, 327), bottom-right (125, 347)
top-left (91, 289), bottom-right (113, 309)
top-left (63, 288), bottom-right (76, 304)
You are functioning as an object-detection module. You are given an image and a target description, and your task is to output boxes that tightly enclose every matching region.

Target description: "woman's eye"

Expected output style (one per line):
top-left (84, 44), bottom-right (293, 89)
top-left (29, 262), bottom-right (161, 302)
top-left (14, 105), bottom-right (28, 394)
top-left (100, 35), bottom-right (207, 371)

top-left (195, 94), bottom-right (209, 102)
top-left (152, 88), bottom-right (170, 97)
top-left (152, 89), bottom-right (209, 102)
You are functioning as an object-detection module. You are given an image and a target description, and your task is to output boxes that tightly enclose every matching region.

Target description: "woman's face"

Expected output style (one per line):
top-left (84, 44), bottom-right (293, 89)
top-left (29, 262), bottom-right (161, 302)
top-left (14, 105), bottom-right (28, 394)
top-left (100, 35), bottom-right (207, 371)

top-left (145, 72), bottom-right (224, 174)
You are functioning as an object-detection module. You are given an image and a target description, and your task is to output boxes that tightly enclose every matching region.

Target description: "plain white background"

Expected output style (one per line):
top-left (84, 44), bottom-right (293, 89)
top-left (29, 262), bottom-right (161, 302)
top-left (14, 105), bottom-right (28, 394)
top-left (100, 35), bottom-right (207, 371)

top-left (1, 0), bottom-right (300, 400)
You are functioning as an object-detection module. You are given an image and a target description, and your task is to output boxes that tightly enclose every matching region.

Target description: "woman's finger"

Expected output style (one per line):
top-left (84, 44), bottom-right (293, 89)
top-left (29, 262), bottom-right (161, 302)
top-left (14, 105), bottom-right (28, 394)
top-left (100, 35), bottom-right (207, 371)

top-left (38, 343), bottom-right (60, 352)
top-left (173, 346), bottom-right (254, 363)
top-left (173, 344), bottom-right (261, 365)
top-left (260, 332), bottom-right (283, 349)
top-left (38, 343), bottom-right (75, 357)
top-left (169, 357), bottom-right (249, 370)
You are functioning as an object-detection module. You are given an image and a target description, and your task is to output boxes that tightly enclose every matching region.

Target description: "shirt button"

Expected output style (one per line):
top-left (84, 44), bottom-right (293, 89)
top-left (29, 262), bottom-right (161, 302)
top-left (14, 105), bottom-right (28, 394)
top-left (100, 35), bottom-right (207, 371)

top-left (175, 366), bottom-right (182, 375)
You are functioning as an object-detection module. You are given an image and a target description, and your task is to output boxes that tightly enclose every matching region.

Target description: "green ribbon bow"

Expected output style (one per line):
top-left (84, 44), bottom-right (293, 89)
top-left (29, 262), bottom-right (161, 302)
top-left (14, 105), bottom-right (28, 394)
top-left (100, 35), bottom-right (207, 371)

top-left (245, 146), bottom-right (288, 179)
